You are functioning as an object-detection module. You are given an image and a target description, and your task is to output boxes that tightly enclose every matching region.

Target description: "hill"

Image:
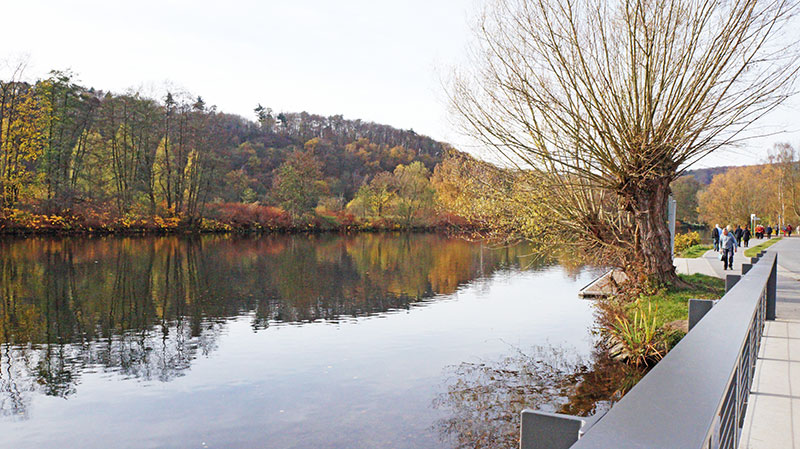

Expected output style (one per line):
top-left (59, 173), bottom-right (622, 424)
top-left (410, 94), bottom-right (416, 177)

top-left (211, 110), bottom-right (446, 203)
top-left (0, 73), bottom-right (447, 224)
top-left (683, 166), bottom-right (734, 185)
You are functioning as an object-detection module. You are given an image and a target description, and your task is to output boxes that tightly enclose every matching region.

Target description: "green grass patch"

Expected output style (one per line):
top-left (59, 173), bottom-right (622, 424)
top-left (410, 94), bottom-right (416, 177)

top-left (744, 237), bottom-right (782, 257)
top-left (605, 273), bottom-right (725, 365)
top-left (634, 273), bottom-right (725, 328)
top-left (677, 244), bottom-right (713, 258)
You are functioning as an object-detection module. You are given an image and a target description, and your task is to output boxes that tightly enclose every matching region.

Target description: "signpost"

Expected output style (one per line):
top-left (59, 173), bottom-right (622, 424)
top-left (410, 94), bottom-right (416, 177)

top-left (668, 196), bottom-right (677, 257)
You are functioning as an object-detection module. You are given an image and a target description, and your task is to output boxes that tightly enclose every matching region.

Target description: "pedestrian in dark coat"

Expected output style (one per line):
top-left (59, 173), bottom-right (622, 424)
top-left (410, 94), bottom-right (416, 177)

top-left (767, 225), bottom-right (773, 238)
top-left (734, 225), bottom-right (744, 247)
top-left (743, 226), bottom-right (751, 247)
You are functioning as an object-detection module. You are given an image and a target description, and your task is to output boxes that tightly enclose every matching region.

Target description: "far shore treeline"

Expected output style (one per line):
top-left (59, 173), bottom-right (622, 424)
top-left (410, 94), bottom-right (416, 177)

top-left (0, 71), bottom-right (475, 234)
top-left (673, 148), bottom-right (800, 230)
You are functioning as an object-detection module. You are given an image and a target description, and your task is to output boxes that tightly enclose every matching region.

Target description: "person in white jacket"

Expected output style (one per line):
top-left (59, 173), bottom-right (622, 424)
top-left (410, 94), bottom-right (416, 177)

top-left (720, 228), bottom-right (738, 271)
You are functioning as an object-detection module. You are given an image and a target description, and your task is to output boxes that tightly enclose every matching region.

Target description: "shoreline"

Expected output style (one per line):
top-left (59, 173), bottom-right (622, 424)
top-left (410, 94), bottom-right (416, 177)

top-left (0, 225), bottom-right (472, 237)
top-left (0, 207), bottom-right (476, 237)
top-left (0, 221), bottom-right (477, 238)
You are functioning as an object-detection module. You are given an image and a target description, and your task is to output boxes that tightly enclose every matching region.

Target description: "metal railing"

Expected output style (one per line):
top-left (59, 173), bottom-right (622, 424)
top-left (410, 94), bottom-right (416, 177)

top-left (521, 251), bottom-right (778, 449)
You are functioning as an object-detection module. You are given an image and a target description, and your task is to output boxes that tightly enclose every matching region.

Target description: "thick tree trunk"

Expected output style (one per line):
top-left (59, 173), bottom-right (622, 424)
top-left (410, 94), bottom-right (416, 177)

top-left (629, 176), bottom-right (682, 286)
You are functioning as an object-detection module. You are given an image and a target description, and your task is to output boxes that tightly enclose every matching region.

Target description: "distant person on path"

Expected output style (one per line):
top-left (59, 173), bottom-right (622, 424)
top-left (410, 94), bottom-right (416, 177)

top-left (720, 228), bottom-right (738, 271)
top-left (743, 225), bottom-right (751, 247)
top-left (712, 224), bottom-right (722, 251)
top-left (788, 224), bottom-right (794, 237)
top-left (767, 225), bottom-right (773, 238)
top-left (734, 225), bottom-right (744, 247)
top-left (755, 225), bottom-right (764, 239)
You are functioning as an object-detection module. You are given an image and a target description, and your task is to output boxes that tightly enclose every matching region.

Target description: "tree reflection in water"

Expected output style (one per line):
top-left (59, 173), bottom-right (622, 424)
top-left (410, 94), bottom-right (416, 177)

top-left (0, 233), bottom-right (542, 419)
top-left (433, 345), bottom-right (645, 449)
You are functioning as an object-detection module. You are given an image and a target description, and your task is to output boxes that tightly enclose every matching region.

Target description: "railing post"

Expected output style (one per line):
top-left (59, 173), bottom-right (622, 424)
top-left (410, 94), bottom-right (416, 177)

top-left (688, 299), bottom-right (715, 331)
top-left (726, 274), bottom-right (741, 292)
top-left (767, 254), bottom-right (777, 320)
top-left (521, 410), bottom-right (584, 449)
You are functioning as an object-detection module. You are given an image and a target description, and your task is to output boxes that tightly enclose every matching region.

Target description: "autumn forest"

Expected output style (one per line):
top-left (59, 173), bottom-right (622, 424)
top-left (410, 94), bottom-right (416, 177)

top-left (0, 70), bottom-right (466, 234)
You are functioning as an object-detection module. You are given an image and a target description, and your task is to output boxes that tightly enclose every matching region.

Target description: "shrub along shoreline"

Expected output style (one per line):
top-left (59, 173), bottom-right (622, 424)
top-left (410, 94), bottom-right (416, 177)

top-left (0, 204), bottom-right (473, 236)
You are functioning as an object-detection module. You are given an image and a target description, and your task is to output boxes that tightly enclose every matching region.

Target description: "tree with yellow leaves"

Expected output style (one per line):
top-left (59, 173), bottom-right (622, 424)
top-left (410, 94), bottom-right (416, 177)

top-left (432, 152), bottom-right (554, 246)
top-left (697, 165), bottom-right (789, 227)
top-left (392, 161), bottom-right (435, 227)
top-left (0, 77), bottom-right (47, 209)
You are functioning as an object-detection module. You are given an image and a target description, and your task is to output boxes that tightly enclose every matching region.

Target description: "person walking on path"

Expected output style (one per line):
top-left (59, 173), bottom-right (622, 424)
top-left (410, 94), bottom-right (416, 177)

top-left (743, 225), bottom-right (751, 247)
top-left (720, 228), bottom-right (738, 271)
top-left (767, 225), bottom-right (773, 238)
top-left (788, 224), bottom-right (794, 237)
top-left (712, 224), bottom-right (722, 251)
top-left (734, 225), bottom-right (744, 247)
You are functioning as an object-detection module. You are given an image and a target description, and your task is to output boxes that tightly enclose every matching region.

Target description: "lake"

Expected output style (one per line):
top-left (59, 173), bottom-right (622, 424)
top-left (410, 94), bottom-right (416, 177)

top-left (0, 233), bottom-right (616, 448)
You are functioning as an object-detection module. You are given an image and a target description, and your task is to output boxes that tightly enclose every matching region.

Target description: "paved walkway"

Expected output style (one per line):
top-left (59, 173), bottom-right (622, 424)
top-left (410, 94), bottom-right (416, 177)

top-left (673, 239), bottom-right (777, 279)
top-left (739, 238), bottom-right (800, 449)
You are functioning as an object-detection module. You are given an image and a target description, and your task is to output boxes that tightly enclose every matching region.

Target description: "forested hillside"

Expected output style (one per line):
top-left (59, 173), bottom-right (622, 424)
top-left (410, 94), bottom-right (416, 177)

top-left (672, 148), bottom-right (800, 229)
top-left (0, 71), bottom-right (451, 232)
top-left (683, 166), bottom-right (733, 185)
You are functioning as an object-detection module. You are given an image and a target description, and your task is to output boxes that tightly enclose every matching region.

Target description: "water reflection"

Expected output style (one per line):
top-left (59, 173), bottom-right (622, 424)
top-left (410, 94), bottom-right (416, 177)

top-left (0, 233), bottom-right (542, 420)
top-left (433, 345), bottom-right (645, 449)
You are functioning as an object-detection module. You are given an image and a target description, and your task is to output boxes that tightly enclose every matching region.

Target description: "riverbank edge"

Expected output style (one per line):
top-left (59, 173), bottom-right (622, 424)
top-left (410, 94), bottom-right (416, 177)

top-left (0, 207), bottom-right (484, 236)
top-left (0, 222), bottom-right (480, 237)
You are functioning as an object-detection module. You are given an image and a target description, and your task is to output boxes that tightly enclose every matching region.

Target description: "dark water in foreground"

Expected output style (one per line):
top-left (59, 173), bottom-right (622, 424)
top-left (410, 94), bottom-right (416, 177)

top-left (0, 234), bottom-right (624, 448)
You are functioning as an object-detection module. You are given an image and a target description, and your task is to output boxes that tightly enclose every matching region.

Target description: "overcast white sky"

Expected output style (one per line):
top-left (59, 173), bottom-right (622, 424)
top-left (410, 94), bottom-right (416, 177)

top-left (1, 0), bottom-right (798, 169)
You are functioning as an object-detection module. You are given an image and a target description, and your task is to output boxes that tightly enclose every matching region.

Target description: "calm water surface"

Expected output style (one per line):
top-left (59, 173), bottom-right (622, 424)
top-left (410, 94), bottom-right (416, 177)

top-left (0, 233), bottom-right (607, 448)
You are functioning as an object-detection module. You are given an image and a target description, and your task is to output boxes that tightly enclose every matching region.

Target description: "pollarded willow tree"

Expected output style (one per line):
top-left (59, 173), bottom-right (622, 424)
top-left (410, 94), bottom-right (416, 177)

top-left (451, 0), bottom-right (799, 285)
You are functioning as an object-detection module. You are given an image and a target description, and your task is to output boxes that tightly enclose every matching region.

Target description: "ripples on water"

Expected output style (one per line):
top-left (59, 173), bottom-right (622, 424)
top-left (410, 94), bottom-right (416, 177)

top-left (0, 233), bottom-right (631, 448)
